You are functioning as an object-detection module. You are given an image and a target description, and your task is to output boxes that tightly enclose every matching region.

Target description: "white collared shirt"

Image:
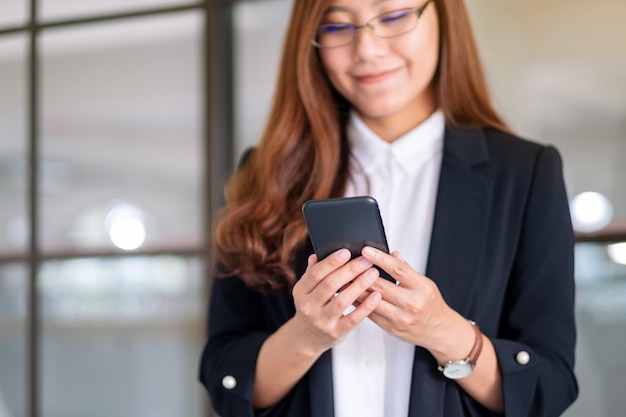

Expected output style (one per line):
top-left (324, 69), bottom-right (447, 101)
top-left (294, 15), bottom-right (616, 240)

top-left (333, 109), bottom-right (445, 417)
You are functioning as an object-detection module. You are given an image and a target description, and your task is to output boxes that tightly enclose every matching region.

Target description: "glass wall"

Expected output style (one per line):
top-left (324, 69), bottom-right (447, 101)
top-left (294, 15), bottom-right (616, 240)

top-left (40, 0), bottom-right (191, 21)
top-left (574, 242), bottom-right (626, 416)
top-left (39, 256), bottom-right (205, 417)
top-left (0, 264), bottom-right (28, 417)
top-left (233, 0), bottom-right (292, 162)
top-left (39, 13), bottom-right (203, 253)
top-left (0, 35), bottom-right (28, 255)
top-left (0, 2), bottom-right (28, 27)
top-left (0, 2), bottom-right (212, 416)
top-left (0, 34), bottom-right (28, 417)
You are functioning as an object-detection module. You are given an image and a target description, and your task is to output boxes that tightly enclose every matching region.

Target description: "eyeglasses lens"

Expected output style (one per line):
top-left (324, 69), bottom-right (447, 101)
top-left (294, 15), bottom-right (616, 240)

top-left (314, 8), bottom-right (418, 48)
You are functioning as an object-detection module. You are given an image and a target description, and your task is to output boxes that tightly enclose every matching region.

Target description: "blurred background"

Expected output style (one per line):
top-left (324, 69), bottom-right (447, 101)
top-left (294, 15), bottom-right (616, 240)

top-left (0, 0), bottom-right (624, 416)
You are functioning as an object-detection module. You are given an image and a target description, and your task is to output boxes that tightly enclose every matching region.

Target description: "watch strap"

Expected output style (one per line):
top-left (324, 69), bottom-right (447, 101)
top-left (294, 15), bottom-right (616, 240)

top-left (465, 320), bottom-right (483, 367)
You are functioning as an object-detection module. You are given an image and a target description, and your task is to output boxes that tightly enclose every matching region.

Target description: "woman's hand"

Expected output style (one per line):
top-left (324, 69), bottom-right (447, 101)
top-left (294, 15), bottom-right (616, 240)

top-left (291, 248), bottom-right (383, 356)
top-left (253, 248), bottom-right (382, 408)
top-left (359, 246), bottom-right (504, 412)
top-left (359, 246), bottom-right (475, 363)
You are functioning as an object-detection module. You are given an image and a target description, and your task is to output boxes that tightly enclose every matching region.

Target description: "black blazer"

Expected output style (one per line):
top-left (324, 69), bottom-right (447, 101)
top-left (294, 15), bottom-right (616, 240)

top-left (199, 125), bottom-right (578, 417)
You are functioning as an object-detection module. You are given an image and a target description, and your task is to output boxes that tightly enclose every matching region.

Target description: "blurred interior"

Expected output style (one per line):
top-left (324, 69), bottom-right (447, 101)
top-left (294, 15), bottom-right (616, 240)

top-left (0, 0), bottom-right (625, 416)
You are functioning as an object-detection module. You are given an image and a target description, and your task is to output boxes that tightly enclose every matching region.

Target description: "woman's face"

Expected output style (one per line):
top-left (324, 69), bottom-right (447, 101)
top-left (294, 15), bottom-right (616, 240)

top-left (318, 0), bottom-right (440, 138)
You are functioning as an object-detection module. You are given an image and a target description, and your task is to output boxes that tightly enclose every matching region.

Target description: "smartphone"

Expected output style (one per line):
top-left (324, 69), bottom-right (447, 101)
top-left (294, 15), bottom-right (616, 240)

top-left (301, 196), bottom-right (396, 283)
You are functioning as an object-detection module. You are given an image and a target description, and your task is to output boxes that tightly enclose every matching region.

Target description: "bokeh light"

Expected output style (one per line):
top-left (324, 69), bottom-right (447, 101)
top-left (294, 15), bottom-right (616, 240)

top-left (105, 202), bottom-right (146, 250)
top-left (570, 191), bottom-right (613, 233)
top-left (607, 242), bottom-right (626, 266)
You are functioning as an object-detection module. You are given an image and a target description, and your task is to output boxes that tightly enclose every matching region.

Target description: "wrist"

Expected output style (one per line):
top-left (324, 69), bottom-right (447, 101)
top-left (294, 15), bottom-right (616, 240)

top-left (428, 314), bottom-right (478, 366)
top-left (436, 320), bottom-right (484, 379)
top-left (284, 317), bottom-right (330, 360)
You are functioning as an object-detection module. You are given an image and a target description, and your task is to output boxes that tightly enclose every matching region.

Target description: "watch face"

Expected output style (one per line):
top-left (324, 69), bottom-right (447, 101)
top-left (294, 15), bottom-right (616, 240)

top-left (442, 362), bottom-right (473, 379)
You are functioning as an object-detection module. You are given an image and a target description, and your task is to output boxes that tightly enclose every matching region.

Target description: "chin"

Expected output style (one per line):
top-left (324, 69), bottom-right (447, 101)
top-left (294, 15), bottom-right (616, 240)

top-left (353, 91), bottom-right (416, 116)
top-left (356, 103), bottom-right (406, 120)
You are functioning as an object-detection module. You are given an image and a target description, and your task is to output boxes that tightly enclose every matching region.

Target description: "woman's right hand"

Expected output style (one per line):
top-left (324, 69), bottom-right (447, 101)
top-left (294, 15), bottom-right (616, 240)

top-left (291, 248), bottom-right (382, 355)
top-left (253, 248), bottom-right (381, 409)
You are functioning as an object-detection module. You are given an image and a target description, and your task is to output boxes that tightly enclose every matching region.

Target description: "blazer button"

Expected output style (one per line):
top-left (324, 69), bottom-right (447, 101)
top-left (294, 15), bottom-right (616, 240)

top-left (516, 351), bottom-right (530, 365)
top-left (222, 375), bottom-right (237, 389)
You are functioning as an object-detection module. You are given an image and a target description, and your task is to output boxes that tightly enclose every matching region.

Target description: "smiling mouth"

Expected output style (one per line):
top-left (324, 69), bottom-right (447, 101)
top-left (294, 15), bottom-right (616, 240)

top-left (354, 69), bottom-right (396, 84)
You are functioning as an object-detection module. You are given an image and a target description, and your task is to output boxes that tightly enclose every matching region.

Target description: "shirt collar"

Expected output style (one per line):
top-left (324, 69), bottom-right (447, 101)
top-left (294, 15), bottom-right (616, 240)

top-left (347, 109), bottom-right (445, 175)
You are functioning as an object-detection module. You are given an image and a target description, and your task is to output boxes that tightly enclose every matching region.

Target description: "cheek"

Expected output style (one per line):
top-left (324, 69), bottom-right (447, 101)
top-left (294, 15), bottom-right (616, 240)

top-left (424, 24), bottom-right (440, 70)
top-left (400, 20), bottom-right (440, 82)
top-left (422, 15), bottom-right (441, 75)
top-left (419, 39), bottom-right (440, 79)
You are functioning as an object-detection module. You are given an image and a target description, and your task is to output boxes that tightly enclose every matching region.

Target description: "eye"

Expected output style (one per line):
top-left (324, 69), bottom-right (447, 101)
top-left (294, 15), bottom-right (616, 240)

top-left (378, 9), bottom-right (412, 25)
top-left (319, 23), bottom-right (353, 35)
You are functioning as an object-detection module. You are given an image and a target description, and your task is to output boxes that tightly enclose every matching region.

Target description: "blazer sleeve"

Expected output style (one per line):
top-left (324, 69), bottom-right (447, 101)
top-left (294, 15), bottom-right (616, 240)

top-left (492, 146), bottom-right (578, 416)
top-left (198, 274), bottom-right (271, 417)
top-left (199, 272), bottom-right (306, 417)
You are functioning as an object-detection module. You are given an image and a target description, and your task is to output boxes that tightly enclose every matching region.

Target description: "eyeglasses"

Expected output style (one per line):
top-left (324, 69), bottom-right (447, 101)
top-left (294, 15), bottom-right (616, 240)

top-left (311, 1), bottom-right (431, 48)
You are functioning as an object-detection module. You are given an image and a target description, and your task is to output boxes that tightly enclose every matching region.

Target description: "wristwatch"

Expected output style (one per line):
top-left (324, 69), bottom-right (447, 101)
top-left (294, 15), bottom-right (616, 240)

top-left (438, 320), bottom-right (483, 379)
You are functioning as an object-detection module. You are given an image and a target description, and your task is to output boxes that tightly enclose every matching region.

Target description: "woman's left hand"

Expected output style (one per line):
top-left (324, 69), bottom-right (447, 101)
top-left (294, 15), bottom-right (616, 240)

top-left (359, 246), bottom-right (475, 362)
top-left (360, 246), bottom-right (504, 413)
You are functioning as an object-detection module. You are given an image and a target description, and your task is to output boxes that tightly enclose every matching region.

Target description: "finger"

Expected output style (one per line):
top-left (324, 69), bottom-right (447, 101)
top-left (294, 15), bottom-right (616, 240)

top-left (368, 272), bottom-right (404, 295)
top-left (313, 256), bottom-right (375, 300)
top-left (327, 267), bottom-right (379, 316)
top-left (296, 254), bottom-right (319, 294)
top-left (362, 246), bottom-right (417, 288)
top-left (366, 296), bottom-right (399, 322)
top-left (338, 291), bottom-right (382, 331)
top-left (298, 249), bottom-right (351, 294)
top-left (354, 286), bottom-right (400, 316)
top-left (352, 290), bottom-right (403, 333)
top-left (365, 305), bottom-right (392, 327)
top-left (350, 258), bottom-right (410, 307)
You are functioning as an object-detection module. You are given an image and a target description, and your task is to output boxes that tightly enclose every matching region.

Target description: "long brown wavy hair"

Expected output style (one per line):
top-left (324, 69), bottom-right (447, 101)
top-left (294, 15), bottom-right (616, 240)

top-left (213, 0), bottom-right (509, 293)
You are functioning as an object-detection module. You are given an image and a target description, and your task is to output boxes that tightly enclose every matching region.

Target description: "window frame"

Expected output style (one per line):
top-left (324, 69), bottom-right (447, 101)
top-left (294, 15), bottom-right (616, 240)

top-left (0, 1), bottom-right (234, 416)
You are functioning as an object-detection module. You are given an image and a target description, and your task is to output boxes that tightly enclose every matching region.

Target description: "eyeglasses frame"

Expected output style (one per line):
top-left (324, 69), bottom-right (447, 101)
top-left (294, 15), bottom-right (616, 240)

top-left (311, 0), bottom-right (432, 48)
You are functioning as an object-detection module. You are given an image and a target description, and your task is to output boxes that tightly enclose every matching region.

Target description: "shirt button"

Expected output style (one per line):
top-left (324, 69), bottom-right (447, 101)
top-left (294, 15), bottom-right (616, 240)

top-left (221, 375), bottom-right (237, 389)
top-left (516, 351), bottom-right (530, 365)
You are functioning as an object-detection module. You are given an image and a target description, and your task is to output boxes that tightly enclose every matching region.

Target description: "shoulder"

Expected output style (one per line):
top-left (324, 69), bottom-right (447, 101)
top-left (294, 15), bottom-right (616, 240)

top-left (444, 125), bottom-right (563, 175)
top-left (483, 128), bottom-right (565, 182)
top-left (482, 127), bottom-right (554, 160)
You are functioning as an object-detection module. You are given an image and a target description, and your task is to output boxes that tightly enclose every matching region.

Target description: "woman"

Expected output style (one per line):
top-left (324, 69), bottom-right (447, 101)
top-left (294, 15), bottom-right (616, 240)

top-left (199, 0), bottom-right (578, 416)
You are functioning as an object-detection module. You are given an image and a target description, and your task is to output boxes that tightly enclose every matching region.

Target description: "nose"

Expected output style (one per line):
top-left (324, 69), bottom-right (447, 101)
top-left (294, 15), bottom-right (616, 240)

top-left (352, 24), bottom-right (387, 60)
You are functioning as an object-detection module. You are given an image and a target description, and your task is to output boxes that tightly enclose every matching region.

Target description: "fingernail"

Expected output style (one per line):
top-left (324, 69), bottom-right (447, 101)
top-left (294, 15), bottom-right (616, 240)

top-left (336, 248), bottom-right (351, 261)
top-left (357, 257), bottom-right (373, 268)
top-left (369, 291), bottom-right (382, 304)
top-left (362, 246), bottom-right (376, 257)
top-left (365, 268), bottom-right (379, 282)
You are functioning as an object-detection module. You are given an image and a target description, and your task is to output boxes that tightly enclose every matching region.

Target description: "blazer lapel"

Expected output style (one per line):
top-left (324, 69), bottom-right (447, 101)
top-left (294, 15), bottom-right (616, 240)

top-left (425, 125), bottom-right (494, 315)
top-left (407, 125), bottom-right (494, 415)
